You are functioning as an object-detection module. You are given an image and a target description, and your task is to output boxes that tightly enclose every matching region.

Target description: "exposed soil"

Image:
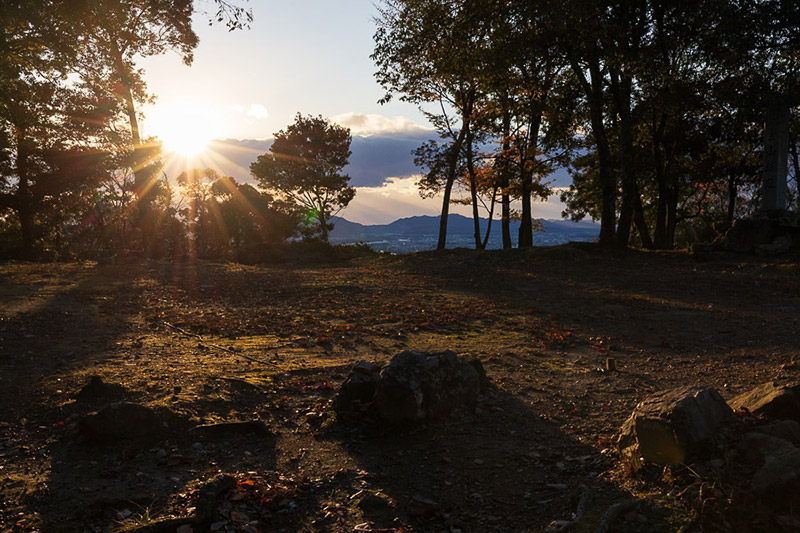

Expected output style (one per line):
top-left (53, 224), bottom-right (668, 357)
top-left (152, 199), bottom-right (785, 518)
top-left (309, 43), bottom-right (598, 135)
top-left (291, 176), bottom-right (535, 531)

top-left (1, 244), bottom-right (799, 532)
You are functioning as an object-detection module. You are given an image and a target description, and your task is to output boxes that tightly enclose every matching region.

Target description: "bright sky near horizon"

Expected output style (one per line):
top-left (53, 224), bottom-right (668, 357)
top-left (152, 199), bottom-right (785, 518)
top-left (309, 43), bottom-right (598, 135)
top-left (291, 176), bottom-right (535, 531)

top-left (139, 0), bottom-right (571, 224)
top-left (140, 0), bottom-right (427, 141)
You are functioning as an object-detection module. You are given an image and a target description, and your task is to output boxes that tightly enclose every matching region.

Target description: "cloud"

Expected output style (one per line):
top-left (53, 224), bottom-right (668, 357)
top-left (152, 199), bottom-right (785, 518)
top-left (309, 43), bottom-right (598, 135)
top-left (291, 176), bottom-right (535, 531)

top-left (330, 113), bottom-right (432, 137)
top-left (246, 104), bottom-right (269, 120)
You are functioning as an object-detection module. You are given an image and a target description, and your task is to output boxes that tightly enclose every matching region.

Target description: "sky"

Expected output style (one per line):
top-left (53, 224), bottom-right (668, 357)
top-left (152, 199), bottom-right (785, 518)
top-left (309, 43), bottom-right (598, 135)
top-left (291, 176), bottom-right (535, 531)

top-left (139, 0), bottom-right (572, 225)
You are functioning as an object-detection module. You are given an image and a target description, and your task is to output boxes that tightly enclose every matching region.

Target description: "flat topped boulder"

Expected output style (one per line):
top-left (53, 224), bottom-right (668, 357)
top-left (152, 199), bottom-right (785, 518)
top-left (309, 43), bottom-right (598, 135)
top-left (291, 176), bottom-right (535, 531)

top-left (618, 386), bottom-right (734, 465)
top-left (729, 382), bottom-right (800, 421)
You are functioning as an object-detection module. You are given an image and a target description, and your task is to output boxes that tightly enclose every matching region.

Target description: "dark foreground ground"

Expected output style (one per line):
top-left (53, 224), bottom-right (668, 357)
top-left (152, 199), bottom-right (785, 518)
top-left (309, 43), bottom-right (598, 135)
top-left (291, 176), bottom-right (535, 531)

top-left (1, 244), bottom-right (799, 532)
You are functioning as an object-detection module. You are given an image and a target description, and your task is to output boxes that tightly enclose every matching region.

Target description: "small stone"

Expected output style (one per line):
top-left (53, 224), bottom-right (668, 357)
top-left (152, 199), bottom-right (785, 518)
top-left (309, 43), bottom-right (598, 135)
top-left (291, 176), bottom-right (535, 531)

top-left (230, 511), bottom-right (249, 524)
top-left (191, 442), bottom-right (204, 450)
top-left (155, 448), bottom-right (167, 459)
top-left (210, 521), bottom-right (227, 531)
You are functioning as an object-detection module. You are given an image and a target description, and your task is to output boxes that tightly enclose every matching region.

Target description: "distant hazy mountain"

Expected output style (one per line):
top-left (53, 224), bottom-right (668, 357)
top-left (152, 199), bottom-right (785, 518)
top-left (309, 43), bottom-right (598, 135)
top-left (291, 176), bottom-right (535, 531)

top-left (329, 214), bottom-right (598, 253)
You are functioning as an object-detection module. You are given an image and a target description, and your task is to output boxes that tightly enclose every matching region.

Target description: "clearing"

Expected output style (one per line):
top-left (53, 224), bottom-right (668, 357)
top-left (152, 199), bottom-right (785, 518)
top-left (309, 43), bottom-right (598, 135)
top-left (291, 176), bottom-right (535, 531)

top-left (1, 245), bottom-right (799, 532)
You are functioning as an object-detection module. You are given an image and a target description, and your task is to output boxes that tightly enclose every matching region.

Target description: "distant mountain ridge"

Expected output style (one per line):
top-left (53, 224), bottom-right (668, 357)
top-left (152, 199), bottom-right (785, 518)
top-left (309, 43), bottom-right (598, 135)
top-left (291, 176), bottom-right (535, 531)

top-left (330, 214), bottom-right (598, 238)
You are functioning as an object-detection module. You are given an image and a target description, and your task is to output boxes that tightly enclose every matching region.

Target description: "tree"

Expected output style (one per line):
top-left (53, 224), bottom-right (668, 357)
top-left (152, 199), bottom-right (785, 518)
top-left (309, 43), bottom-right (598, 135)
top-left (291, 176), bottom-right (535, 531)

top-left (250, 114), bottom-right (355, 242)
top-left (373, 0), bottom-right (486, 249)
top-left (74, 0), bottom-right (251, 255)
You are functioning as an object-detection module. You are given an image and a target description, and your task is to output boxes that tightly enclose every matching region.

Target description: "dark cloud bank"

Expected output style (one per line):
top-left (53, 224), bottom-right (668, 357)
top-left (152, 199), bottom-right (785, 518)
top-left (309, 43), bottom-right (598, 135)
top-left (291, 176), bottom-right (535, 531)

top-left (186, 133), bottom-right (572, 189)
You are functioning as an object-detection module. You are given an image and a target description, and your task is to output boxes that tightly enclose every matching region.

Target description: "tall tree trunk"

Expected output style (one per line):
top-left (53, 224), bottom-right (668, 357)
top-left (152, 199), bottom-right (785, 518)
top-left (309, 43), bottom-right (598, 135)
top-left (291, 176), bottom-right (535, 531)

top-left (499, 102), bottom-right (513, 249)
top-left (15, 129), bottom-right (34, 257)
top-left (466, 126), bottom-right (482, 249)
top-left (318, 211), bottom-right (329, 243)
top-left (665, 183), bottom-right (678, 249)
top-left (610, 68), bottom-right (636, 249)
top-left (726, 174), bottom-right (738, 227)
top-left (481, 187), bottom-right (498, 250)
top-left (570, 52), bottom-right (616, 248)
top-left (518, 114), bottom-right (542, 248)
top-left (653, 149), bottom-right (669, 248)
top-left (518, 169), bottom-right (533, 248)
top-left (633, 194), bottom-right (653, 248)
top-left (111, 42), bottom-right (157, 256)
top-left (791, 142), bottom-right (800, 212)
top-left (437, 119), bottom-right (469, 250)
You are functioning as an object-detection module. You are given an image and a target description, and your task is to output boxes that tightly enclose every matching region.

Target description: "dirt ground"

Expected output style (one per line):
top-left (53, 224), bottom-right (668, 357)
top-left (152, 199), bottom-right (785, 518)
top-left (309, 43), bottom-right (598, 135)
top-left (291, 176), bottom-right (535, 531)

top-left (1, 244), bottom-right (799, 532)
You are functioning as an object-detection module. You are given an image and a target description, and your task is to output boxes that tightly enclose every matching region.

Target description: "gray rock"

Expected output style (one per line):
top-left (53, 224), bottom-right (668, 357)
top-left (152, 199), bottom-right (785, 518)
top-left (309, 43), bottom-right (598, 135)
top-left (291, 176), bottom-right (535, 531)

top-left (720, 218), bottom-right (800, 254)
top-left (742, 432), bottom-right (800, 495)
top-left (618, 386), bottom-right (734, 465)
top-left (729, 382), bottom-right (800, 421)
top-left (79, 403), bottom-right (162, 443)
top-left (749, 419), bottom-right (800, 445)
top-left (333, 360), bottom-right (382, 417)
top-left (374, 350), bottom-right (481, 423)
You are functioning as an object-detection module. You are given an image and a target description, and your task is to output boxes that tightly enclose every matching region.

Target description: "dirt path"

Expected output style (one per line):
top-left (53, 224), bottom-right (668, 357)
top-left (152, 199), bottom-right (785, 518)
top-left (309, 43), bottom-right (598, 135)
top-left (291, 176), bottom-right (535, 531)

top-left (1, 246), bottom-right (798, 532)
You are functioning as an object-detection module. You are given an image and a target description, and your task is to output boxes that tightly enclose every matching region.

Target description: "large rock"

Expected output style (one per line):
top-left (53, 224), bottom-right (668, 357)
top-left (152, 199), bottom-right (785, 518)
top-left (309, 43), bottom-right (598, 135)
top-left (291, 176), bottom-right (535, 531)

top-left (720, 218), bottom-right (800, 254)
top-left (741, 432), bottom-right (800, 495)
top-left (618, 386), bottom-right (734, 465)
top-left (374, 350), bottom-right (483, 423)
top-left (333, 360), bottom-right (382, 417)
top-left (79, 402), bottom-right (162, 443)
top-left (749, 419), bottom-right (800, 445)
top-left (729, 382), bottom-right (800, 421)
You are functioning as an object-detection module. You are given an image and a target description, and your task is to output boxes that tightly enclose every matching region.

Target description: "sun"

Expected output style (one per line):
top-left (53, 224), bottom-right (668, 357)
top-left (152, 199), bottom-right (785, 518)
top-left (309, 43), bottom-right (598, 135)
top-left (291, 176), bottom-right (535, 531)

top-left (148, 102), bottom-right (225, 156)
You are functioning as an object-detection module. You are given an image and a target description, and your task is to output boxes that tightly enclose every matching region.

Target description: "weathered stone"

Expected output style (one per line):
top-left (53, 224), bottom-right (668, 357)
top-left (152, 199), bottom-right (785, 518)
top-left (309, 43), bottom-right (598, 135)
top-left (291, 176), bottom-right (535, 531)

top-left (741, 432), bottom-right (800, 495)
top-left (729, 382), bottom-right (800, 421)
top-left (333, 360), bottom-right (382, 416)
top-left (79, 403), bottom-right (162, 443)
top-left (618, 386), bottom-right (734, 465)
top-left (374, 350), bottom-right (481, 423)
top-left (749, 420), bottom-right (800, 445)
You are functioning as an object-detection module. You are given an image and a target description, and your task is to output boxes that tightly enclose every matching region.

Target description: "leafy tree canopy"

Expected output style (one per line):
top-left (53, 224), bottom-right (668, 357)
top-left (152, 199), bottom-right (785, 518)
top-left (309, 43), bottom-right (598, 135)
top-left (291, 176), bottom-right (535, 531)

top-left (250, 114), bottom-right (355, 242)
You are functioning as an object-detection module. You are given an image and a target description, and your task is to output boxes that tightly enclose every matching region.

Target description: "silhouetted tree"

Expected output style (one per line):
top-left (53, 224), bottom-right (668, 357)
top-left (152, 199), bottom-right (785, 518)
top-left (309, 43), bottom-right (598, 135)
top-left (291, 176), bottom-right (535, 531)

top-left (250, 115), bottom-right (355, 242)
